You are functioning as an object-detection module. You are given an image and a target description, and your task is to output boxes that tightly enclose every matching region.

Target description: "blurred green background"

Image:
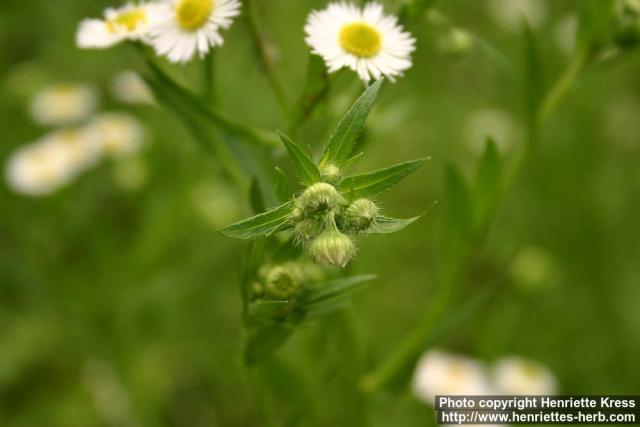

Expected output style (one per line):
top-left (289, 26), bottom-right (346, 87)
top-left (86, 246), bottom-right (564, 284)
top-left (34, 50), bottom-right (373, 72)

top-left (1, 0), bottom-right (640, 426)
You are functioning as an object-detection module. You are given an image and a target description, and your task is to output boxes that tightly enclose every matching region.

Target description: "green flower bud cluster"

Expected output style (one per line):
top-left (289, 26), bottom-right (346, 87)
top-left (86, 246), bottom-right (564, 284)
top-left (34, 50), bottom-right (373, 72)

top-left (252, 263), bottom-right (303, 301)
top-left (614, 0), bottom-right (640, 47)
top-left (290, 179), bottom-right (380, 268)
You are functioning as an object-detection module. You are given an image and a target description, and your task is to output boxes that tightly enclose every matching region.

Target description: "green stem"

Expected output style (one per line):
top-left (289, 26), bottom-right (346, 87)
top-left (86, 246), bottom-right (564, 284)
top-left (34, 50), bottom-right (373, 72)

top-left (245, 0), bottom-right (290, 119)
top-left (360, 43), bottom-right (588, 394)
top-left (536, 46), bottom-right (588, 127)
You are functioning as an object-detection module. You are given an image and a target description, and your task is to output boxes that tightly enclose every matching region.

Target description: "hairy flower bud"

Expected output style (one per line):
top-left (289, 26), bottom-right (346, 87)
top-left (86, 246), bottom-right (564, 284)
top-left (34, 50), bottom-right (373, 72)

top-left (309, 230), bottom-right (356, 267)
top-left (340, 198), bottom-right (379, 231)
top-left (297, 182), bottom-right (344, 215)
top-left (320, 163), bottom-right (342, 186)
top-left (261, 264), bottom-right (301, 300)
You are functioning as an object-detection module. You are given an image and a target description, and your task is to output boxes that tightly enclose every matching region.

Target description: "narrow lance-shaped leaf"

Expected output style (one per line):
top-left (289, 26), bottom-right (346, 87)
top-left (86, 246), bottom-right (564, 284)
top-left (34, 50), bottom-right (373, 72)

top-left (363, 215), bottom-right (423, 234)
top-left (304, 274), bottom-right (376, 306)
top-left (277, 131), bottom-right (321, 186)
top-left (340, 158), bottom-right (427, 200)
top-left (320, 78), bottom-right (384, 168)
top-left (247, 300), bottom-right (289, 326)
top-left (221, 202), bottom-right (293, 239)
top-left (273, 166), bottom-right (293, 203)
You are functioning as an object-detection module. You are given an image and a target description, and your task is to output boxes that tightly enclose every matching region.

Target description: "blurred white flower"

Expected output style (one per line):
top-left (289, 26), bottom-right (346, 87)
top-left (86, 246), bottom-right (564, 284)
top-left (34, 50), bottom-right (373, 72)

top-left (463, 109), bottom-right (520, 154)
top-left (89, 113), bottom-right (146, 158)
top-left (305, 2), bottom-right (416, 82)
top-left (487, 0), bottom-right (547, 33)
top-left (76, 2), bottom-right (161, 49)
top-left (412, 350), bottom-right (494, 405)
top-left (6, 139), bottom-right (77, 196)
top-left (43, 127), bottom-right (103, 173)
top-left (554, 14), bottom-right (578, 56)
top-left (111, 71), bottom-right (154, 105)
top-left (30, 84), bottom-right (97, 126)
top-left (493, 356), bottom-right (557, 395)
top-left (148, 0), bottom-right (241, 63)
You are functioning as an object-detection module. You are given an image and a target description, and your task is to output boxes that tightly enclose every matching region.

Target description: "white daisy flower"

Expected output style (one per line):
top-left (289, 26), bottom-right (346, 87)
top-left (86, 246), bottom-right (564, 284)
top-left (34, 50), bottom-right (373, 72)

top-left (111, 71), bottom-right (154, 105)
top-left (493, 356), bottom-right (557, 395)
top-left (412, 350), bottom-right (494, 405)
top-left (5, 139), bottom-right (77, 196)
top-left (305, 2), bottom-right (416, 83)
top-left (43, 127), bottom-right (103, 173)
top-left (30, 84), bottom-right (98, 126)
top-left (148, 0), bottom-right (242, 64)
top-left (76, 3), bottom-right (160, 49)
top-left (88, 113), bottom-right (146, 158)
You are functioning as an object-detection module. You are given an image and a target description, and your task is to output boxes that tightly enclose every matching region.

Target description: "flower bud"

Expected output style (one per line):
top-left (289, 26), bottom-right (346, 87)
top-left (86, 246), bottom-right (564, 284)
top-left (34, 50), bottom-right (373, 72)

top-left (438, 28), bottom-right (474, 56)
top-left (309, 230), bottom-right (356, 267)
top-left (262, 264), bottom-right (301, 300)
top-left (320, 163), bottom-right (342, 186)
top-left (340, 198), bottom-right (379, 231)
top-left (297, 182), bottom-right (344, 215)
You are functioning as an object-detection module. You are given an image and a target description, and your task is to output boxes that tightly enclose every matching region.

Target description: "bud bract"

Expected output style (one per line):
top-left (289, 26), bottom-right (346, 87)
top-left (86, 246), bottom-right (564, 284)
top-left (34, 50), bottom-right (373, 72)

top-left (320, 163), bottom-right (342, 186)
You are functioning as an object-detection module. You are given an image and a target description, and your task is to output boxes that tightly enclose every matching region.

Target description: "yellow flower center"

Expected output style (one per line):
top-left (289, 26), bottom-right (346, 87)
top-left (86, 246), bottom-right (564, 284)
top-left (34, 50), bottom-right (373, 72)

top-left (107, 9), bottom-right (147, 33)
top-left (176, 0), bottom-right (214, 31)
top-left (339, 22), bottom-right (381, 58)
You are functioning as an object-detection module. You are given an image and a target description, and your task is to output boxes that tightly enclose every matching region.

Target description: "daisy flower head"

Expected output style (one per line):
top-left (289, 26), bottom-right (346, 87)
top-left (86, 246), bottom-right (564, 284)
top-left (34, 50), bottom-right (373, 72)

top-left (88, 113), bottom-right (146, 158)
top-left (76, 3), bottom-right (161, 49)
top-left (148, 0), bottom-right (242, 63)
top-left (305, 2), bottom-right (416, 83)
top-left (493, 356), bottom-right (557, 395)
top-left (30, 84), bottom-right (98, 126)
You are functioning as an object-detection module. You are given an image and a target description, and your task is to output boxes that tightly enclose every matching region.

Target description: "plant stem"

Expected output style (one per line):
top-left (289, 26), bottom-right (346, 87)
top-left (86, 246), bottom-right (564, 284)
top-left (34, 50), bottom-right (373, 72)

top-left (360, 42), bottom-right (588, 394)
top-left (245, 0), bottom-right (290, 119)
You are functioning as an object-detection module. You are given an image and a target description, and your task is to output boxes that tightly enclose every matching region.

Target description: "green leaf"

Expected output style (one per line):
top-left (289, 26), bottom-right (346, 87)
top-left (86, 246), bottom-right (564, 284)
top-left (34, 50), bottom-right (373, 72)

top-left (474, 138), bottom-right (503, 229)
top-left (249, 177), bottom-right (266, 214)
top-left (247, 300), bottom-right (289, 325)
top-left (277, 131), bottom-right (321, 186)
top-left (363, 215), bottom-right (423, 234)
top-left (340, 158), bottom-right (427, 200)
top-left (304, 274), bottom-right (376, 306)
top-left (220, 202), bottom-right (293, 239)
top-left (320, 78), bottom-right (384, 168)
top-left (399, 0), bottom-right (437, 25)
top-left (245, 324), bottom-right (293, 364)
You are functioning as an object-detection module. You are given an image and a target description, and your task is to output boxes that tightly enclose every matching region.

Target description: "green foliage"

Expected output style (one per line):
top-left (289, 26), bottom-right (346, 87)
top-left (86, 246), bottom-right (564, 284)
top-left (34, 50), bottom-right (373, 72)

top-left (220, 202), bottom-right (293, 239)
top-left (340, 158), bottom-right (427, 200)
top-left (319, 78), bottom-right (383, 168)
top-left (277, 131), bottom-right (320, 187)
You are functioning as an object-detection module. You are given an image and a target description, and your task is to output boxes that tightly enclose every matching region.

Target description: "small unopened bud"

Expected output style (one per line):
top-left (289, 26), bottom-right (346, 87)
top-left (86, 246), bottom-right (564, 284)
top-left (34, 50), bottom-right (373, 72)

top-left (309, 230), bottom-right (356, 267)
top-left (262, 265), bottom-right (301, 300)
top-left (320, 163), bottom-right (342, 186)
top-left (297, 182), bottom-right (344, 215)
top-left (250, 282), bottom-right (264, 299)
top-left (341, 198), bottom-right (379, 231)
